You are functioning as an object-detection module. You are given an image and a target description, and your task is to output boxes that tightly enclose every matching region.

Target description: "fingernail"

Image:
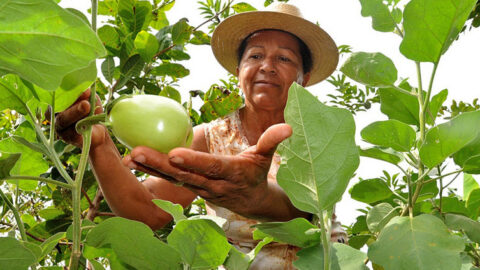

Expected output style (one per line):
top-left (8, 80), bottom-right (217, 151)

top-left (169, 156), bottom-right (184, 164)
top-left (127, 162), bottom-right (137, 169)
top-left (133, 155), bottom-right (146, 163)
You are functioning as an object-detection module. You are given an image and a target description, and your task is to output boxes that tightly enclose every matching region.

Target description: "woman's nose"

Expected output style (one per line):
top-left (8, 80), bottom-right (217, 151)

top-left (260, 57), bottom-right (276, 74)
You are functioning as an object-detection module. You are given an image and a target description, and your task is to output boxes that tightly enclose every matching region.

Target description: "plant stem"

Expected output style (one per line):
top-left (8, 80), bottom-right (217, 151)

top-left (423, 63), bottom-right (439, 110)
top-left (1, 176), bottom-right (72, 189)
top-left (420, 169), bottom-right (463, 185)
top-left (318, 210), bottom-right (331, 270)
top-left (0, 189), bottom-right (27, 241)
top-left (49, 92), bottom-right (56, 148)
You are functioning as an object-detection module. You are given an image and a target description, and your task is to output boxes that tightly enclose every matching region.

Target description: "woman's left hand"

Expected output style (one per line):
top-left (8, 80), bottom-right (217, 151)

top-left (122, 123), bottom-right (300, 220)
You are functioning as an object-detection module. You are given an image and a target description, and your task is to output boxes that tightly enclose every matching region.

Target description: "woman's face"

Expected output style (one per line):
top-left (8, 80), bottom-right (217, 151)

top-left (237, 30), bottom-right (310, 112)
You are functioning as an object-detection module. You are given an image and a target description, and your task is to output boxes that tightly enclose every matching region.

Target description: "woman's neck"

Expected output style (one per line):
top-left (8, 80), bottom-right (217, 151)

top-left (239, 106), bottom-right (285, 145)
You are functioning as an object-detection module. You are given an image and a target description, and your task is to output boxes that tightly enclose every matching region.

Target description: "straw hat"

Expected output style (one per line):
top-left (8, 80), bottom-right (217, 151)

top-left (211, 3), bottom-right (339, 86)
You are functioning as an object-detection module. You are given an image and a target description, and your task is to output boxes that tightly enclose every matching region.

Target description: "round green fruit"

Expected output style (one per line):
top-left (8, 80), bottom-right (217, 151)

top-left (109, 94), bottom-right (193, 153)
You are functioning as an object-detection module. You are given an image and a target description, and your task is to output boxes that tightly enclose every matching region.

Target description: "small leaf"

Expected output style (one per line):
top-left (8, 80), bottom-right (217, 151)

top-left (341, 52), bottom-right (397, 87)
top-left (134, 30), bottom-right (160, 61)
top-left (171, 18), bottom-right (192, 45)
top-left (200, 88), bottom-right (243, 123)
top-left (0, 152), bottom-right (21, 179)
top-left (101, 57), bottom-right (115, 84)
top-left (277, 83), bottom-right (359, 213)
top-left (152, 199), bottom-right (187, 222)
top-left (463, 174), bottom-right (480, 200)
top-left (167, 219), bottom-right (231, 269)
top-left (454, 132), bottom-right (480, 174)
top-left (151, 63), bottom-right (189, 78)
top-left (379, 87), bottom-right (419, 126)
top-left (118, 0), bottom-right (152, 35)
top-left (438, 197), bottom-right (470, 216)
top-left (427, 89), bottom-right (448, 125)
top-left (350, 178), bottom-right (393, 204)
top-left (359, 0), bottom-right (398, 32)
top-left (252, 218), bottom-right (319, 248)
top-left (190, 30), bottom-right (211, 45)
top-left (400, 0), bottom-right (478, 63)
top-left (98, 25), bottom-right (121, 55)
top-left (232, 2), bottom-right (257, 13)
top-left (293, 243), bottom-right (368, 270)
top-left (0, 74), bottom-right (35, 115)
top-left (359, 146), bottom-right (403, 165)
top-left (159, 85), bottom-right (182, 103)
top-left (0, 237), bottom-right (37, 270)
top-left (39, 232), bottom-right (66, 260)
top-left (445, 213), bottom-right (480, 244)
top-left (420, 110), bottom-right (480, 168)
top-left (366, 203), bottom-right (399, 232)
top-left (361, 120), bottom-right (416, 152)
top-left (466, 189), bottom-right (480, 219)
top-left (368, 215), bottom-right (465, 270)
top-left (115, 54), bottom-right (145, 90)
top-left (150, 10), bottom-right (169, 30)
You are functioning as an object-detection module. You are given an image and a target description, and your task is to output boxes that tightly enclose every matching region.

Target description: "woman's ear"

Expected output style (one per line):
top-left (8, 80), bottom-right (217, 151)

top-left (301, 72), bottom-right (311, 87)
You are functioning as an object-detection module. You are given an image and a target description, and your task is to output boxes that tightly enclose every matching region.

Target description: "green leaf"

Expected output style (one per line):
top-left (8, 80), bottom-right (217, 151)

top-left (98, 0), bottom-right (118, 16)
top-left (151, 63), bottom-right (189, 78)
top-left (83, 246), bottom-right (133, 270)
top-left (368, 214), bottom-right (465, 270)
top-left (359, 0), bottom-right (399, 32)
top-left (293, 243), bottom-right (368, 270)
top-left (98, 25), bottom-right (122, 55)
top-left (39, 232), bottom-right (66, 260)
top-left (118, 0), bottom-right (152, 35)
top-left (438, 197), bottom-right (470, 216)
top-left (85, 217), bottom-right (182, 270)
top-left (0, 0), bottom-right (105, 90)
top-left (102, 57), bottom-right (116, 84)
top-left (400, 0), bottom-right (478, 63)
top-left (340, 52), bottom-right (397, 87)
top-left (38, 208), bottom-right (66, 220)
top-left (466, 189), bottom-right (480, 219)
top-left (115, 54), bottom-right (145, 90)
top-left (463, 174), bottom-right (480, 200)
top-left (152, 199), bottom-right (187, 222)
top-left (224, 237), bottom-right (273, 270)
top-left (427, 89), bottom-right (448, 125)
top-left (167, 219), bottom-right (231, 269)
top-left (445, 213), bottom-right (480, 244)
top-left (359, 146), bottom-right (403, 165)
top-left (134, 30), bottom-right (160, 61)
top-left (361, 120), bottom-right (416, 152)
top-left (150, 10), bottom-right (169, 30)
top-left (166, 48), bottom-right (191, 61)
top-left (89, 259), bottom-right (106, 270)
top-left (0, 74), bottom-right (35, 114)
top-left (0, 237), bottom-right (37, 270)
top-left (232, 2), bottom-right (257, 13)
top-left (252, 218), bottom-right (319, 248)
top-left (348, 235), bottom-right (372, 250)
top-left (420, 110), bottom-right (480, 168)
top-left (0, 152), bottom-right (21, 179)
top-left (21, 241), bottom-right (42, 262)
top-left (171, 18), bottom-right (192, 45)
top-left (277, 83), bottom-right (359, 213)
top-left (366, 203), bottom-right (399, 233)
top-left (379, 87), bottom-right (419, 126)
top-left (190, 30), bottom-right (211, 45)
top-left (200, 88), bottom-right (243, 123)
top-left (350, 178), bottom-right (393, 204)
top-left (454, 133), bottom-right (480, 174)
top-left (351, 216), bottom-right (369, 234)
top-left (159, 86), bottom-right (182, 103)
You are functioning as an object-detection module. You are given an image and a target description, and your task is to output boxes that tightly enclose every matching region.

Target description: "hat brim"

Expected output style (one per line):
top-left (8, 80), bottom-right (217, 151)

top-left (211, 11), bottom-right (339, 86)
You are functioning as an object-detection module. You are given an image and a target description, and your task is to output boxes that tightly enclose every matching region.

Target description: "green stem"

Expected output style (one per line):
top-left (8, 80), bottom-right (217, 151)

top-left (49, 92), bottom-right (55, 148)
top-left (0, 189), bottom-right (27, 241)
top-left (392, 85), bottom-right (416, 97)
top-left (423, 63), bottom-right (439, 110)
top-left (318, 211), bottom-right (331, 270)
top-left (1, 176), bottom-right (72, 189)
top-left (420, 169), bottom-right (463, 186)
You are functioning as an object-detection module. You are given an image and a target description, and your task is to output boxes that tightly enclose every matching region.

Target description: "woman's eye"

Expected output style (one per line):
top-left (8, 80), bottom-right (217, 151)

top-left (279, 56), bottom-right (291, 62)
top-left (249, 54), bottom-right (261, 59)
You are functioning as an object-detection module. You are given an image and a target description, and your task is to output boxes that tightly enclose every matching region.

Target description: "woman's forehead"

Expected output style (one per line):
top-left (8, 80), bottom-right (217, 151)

top-left (244, 30), bottom-right (301, 52)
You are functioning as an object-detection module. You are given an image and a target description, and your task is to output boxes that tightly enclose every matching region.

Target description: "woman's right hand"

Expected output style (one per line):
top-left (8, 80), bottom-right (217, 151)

top-left (55, 89), bottom-right (109, 149)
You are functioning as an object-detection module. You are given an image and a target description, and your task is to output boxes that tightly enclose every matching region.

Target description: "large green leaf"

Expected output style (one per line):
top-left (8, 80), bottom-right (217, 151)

top-left (463, 174), bottom-right (480, 200)
top-left (277, 83), bottom-right (359, 213)
top-left (454, 133), bottom-right (480, 174)
top-left (98, 25), bottom-right (122, 55)
top-left (83, 245), bottom-right (133, 270)
top-left (171, 18), bottom-right (192, 45)
top-left (445, 213), bottom-right (480, 244)
top-left (118, 0), bottom-right (152, 35)
top-left (0, 74), bottom-right (35, 114)
top-left (167, 219), bottom-right (231, 269)
top-left (39, 232), bottom-right (66, 261)
top-left (359, 147), bottom-right (403, 165)
top-left (252, 218), bottom-right (319, 248)
top-left (341, 52), bottom-right (397, 87)
top-left (366, 203), bottom-right (399, 233)
top-left (359, 0), bottom-right (400, 32)
top-left (152, 199), bottom-right (187, 223)
top-left (350, 178), bottom-right (393, 204)
top-left (0, 152), bottom-right (21, 179)
top-left (293, 243), bottom-right (368, 270)
top-left (368, 214), bottom-right (465, 270)
top-left (151, 63), bottom-right (189, 78)
top-left (466, 189), bottom-right (480, 219)
top-left (0, 237), bottom-right (37, 270)
top-left (134, 30), bottom-right (159, 61)
top-left (85, 217), bottom-right (182, 270)
top-left (0, 0), bottom-right (105, 90)
top-left (420, 110), bottom-right (480, 168)
top-left (361, 120), bottom-right (416, 152)
top-left (400, 0), bottom-right (477, 63)
top-left (379, 87), bottom-right (419, 126)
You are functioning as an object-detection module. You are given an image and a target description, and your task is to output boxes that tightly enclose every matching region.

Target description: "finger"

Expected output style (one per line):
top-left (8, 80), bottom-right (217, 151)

top-left (55, 100), bottom-right (91, 131)
top-left (168, 148), bottom-right (234, 179)
top-left (255, 123), bottom-right (292, 156)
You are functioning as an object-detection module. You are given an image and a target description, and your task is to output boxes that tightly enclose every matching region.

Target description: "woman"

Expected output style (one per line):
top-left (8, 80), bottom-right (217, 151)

top-left (56, 3), bottom-right (345, 269)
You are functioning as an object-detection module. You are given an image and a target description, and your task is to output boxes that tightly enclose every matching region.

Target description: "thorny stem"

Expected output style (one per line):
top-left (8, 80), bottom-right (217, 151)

top-left (0, 189), bottom-right (27, 241)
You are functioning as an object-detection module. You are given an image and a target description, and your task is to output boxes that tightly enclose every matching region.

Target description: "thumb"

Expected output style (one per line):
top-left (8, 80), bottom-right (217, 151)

top-left (255, 123), bottom-right (292, 156)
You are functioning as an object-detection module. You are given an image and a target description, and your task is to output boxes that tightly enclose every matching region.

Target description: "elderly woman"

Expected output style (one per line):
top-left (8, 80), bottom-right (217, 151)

top-left (56, 3), bottom-right (345, 269)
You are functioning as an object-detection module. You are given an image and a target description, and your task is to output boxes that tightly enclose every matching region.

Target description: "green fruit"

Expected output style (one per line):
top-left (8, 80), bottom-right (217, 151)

top-left (109, 94), bottom-right (193, 153)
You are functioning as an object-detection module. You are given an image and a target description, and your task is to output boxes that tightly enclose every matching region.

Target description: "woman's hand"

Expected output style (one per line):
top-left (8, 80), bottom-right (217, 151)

top-left (122, 124), bottom-right (308, 221)
top-left (55, 89), bottom-right (109, 149)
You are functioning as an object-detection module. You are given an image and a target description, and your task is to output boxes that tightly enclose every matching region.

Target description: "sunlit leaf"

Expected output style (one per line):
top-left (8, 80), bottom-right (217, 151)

top-left (200, 88), bottom-right (243, 123)
top-left (400, 0), bottom-right (477, 63)
top-left (427, 89), bottom-right (448, 125)
top-left (159, 85), bottom-right (182, 103)
top-left (359, 0), bottom-right (399, 32)
top-left (359, 146), bottom-right (403, 165)
top-left (368, 215), bottom-right (465, 270)
top-left (350, 178), bottom-right (393, 204)
top-left (0, 74), bottom-right (35, 114)
top-left (0, 152), bottom-right (21, 179)
top-left (152, 199), bottom-right (187, 222)
top-left (151, 62), bottom-right (189, 78)
top-left (464, 174), bottom-right (480, 200)
top-left (134, 30), bottom-right (160, 61)
top-left (341, 52), bottom-right (397, 87)
top-left (294, 243), bottom-right (368, 270)
top-left (190, 30), bottom-right (211, 45)
top-left (278, 83), bottom-right (359, 213)
top-left (0, 0), bottom-right (105, 90)
top-left (171, 18), bottom-right (192, 45)
top-left (150, 10), bottom-right (169, 30)
top-left (466, 189), bottom-right (480, 219)
top-left (420, 110), bottom-right (480, 168)
top-left (252, 218), bottom-right (319, 248)
top-left (98, 25), bottom-right (122, 55)
top-left (379, 87), bottom-right (418, 126)
top-left (232, 2), bottom-right (256, 13)
top-left (361, 120), bottom-right (416, 152)
top-left (118, 0), bottom-right (152, 35)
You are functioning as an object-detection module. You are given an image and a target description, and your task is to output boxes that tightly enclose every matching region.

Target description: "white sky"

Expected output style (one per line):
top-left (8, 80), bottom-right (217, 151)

top-left (61, 0), bottom-right (480, 226)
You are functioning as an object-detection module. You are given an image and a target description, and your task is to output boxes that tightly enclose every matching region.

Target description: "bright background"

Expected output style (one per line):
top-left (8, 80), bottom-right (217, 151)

top-left (61, 0), bottom-right (480, 226)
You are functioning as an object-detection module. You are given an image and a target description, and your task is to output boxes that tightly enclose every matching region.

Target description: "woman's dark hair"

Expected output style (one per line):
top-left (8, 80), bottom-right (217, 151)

top-left (237, 29), bottom-right (313, 74)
